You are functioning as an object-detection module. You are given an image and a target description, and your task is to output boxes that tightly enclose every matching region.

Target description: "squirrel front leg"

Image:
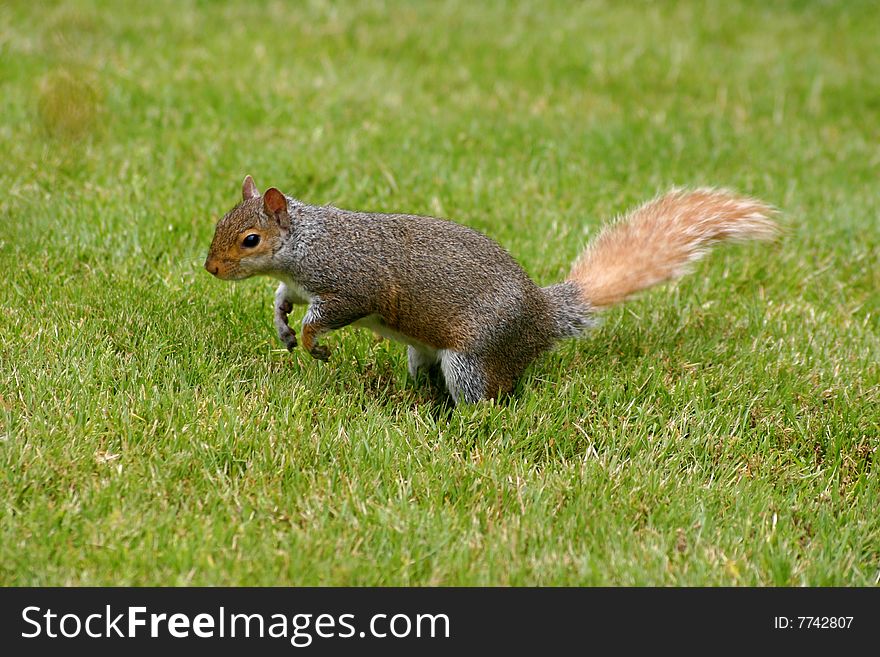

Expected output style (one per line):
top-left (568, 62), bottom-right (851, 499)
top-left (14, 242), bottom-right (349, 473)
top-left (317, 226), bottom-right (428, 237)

top-left (274, 283), bottom-right (299, 352)
top-left (300, 295), bottom-right (366, 362)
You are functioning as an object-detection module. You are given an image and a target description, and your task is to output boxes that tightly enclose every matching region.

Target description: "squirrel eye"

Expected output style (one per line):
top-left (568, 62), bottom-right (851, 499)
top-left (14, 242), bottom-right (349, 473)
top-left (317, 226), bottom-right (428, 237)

top-left (242, 234), bottom-right (260, 248)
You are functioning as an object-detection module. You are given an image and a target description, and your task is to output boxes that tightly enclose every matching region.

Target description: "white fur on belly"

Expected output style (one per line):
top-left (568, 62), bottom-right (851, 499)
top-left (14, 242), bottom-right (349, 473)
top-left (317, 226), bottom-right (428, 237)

top-left (353, 314), bottom-right (435, 353)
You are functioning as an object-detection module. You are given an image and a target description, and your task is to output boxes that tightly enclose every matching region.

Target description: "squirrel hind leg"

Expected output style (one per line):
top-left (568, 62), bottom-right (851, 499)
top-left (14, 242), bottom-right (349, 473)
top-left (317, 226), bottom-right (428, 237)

top-left (407, 345), bottom-right (439, 379)
top-left (439, 351), bottom-right (488, 405)
top-left (439, 350), bottom-right (515, 405)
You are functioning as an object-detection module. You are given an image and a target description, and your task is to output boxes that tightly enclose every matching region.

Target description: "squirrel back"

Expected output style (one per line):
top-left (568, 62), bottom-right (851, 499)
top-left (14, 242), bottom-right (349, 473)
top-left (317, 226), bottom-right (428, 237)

top-left (277, 206), bottom-right (555, 353)
top-left (205, 177), bottom-right (777, 404)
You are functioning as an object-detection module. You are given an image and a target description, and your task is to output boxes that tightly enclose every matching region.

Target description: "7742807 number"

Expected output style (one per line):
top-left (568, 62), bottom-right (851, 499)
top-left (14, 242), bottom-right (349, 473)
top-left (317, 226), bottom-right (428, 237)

top-left (773, 616), bottom-right (855, 630)
top-left (798, 617), bottom-right (853, 629)
top-left (774, 617), bottom-right (854, 629)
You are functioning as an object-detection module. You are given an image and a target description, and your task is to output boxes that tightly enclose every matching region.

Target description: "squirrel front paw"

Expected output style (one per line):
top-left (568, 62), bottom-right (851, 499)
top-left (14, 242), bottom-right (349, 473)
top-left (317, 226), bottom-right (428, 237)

top-left (278, 328), bottom-right (298, 352)
top-left (309, 344), bottom-right (331, 362)
top-left (275, 304), bottom-right (297, 352)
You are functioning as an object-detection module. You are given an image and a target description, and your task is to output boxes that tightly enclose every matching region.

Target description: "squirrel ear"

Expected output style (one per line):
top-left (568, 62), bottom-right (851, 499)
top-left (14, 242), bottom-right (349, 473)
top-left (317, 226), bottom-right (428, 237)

top-left (263, 188), bottom-right (287, 214)
top-left (242, 175), bottom-right (260, 200)
top-left (263, 188), bottom-right (290, 228)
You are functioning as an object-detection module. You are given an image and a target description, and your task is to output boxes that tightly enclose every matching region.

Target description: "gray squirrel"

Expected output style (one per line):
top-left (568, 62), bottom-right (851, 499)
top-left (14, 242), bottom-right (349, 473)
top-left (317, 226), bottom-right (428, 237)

top-left (205, 175), bottom-right (777, 404)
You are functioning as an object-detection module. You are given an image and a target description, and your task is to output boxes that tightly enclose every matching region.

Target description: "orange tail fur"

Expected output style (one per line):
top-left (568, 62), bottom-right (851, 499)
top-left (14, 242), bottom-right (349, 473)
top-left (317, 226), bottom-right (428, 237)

top-left (568, 188), bottom-right (778, 310)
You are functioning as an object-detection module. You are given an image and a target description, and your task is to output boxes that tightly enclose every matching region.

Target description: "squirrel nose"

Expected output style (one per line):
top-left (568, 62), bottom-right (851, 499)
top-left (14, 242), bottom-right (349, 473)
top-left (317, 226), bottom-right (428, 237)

top-left (205, 259), bottom-right (219, 276)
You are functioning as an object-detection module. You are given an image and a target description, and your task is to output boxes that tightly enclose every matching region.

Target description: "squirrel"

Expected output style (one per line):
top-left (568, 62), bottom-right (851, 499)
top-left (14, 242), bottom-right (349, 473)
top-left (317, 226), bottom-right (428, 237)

top-left (205, 175), bottom-right (777, 404)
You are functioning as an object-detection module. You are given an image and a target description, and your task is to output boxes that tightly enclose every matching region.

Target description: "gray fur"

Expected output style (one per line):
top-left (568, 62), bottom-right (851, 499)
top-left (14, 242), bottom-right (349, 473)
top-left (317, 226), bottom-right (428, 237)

top-left (439, 350), bottom-right (488, 405)
top-left (207, 183), bottom-right (775, 405)
top-left (269, 199), bottom-right (595, 401)
top-left (543, 282), bottom-right (596, 338)
top-left (209, 192), bottom-right (595, 404)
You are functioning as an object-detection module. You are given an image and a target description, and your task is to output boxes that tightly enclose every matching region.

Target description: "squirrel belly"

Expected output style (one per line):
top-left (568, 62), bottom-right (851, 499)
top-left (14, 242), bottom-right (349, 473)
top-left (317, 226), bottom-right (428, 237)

top-left (205, 177), bottom-right (777, 405)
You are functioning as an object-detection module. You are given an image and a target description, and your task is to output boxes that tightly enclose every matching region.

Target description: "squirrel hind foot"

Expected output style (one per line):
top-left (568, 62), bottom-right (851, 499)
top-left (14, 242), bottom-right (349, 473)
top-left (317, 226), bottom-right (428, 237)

top-left (309, 344), bottom-right (331, 361)
top-left (439, 350), bottom-right (489, 405)
top-left (438, 350), bottom-right (520, 405)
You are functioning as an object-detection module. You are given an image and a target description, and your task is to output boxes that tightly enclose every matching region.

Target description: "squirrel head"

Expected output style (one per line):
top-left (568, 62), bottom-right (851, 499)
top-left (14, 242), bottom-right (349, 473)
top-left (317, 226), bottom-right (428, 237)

top-left (204, 175), bottom-right (291, 280)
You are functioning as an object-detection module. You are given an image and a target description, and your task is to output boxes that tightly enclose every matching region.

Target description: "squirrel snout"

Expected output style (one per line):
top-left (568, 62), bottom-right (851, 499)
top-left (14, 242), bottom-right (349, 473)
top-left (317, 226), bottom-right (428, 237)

top-left (204, 258), bottom-right (220, 276)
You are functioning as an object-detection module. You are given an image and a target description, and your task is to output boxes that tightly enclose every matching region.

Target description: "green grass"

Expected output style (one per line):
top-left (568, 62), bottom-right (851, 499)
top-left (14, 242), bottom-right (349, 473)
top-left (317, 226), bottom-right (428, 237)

top-left (1, 0), bottom-right (878, 586)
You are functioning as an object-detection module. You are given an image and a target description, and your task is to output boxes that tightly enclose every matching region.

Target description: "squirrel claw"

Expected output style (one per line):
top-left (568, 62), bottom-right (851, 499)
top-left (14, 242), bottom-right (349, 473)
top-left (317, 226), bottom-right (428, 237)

top-left (309, 345), bottom-right (331, 362)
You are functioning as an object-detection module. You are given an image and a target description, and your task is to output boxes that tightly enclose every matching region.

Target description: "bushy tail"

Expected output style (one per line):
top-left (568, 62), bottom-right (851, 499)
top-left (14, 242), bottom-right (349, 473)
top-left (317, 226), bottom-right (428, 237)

top-left (568, 188), bottom-right (778, 310)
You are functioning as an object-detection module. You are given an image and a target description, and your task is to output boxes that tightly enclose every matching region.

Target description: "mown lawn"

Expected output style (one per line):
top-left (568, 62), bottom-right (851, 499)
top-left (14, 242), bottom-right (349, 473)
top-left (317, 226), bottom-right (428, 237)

top-left (1, 0), bottom-right (877, 585)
